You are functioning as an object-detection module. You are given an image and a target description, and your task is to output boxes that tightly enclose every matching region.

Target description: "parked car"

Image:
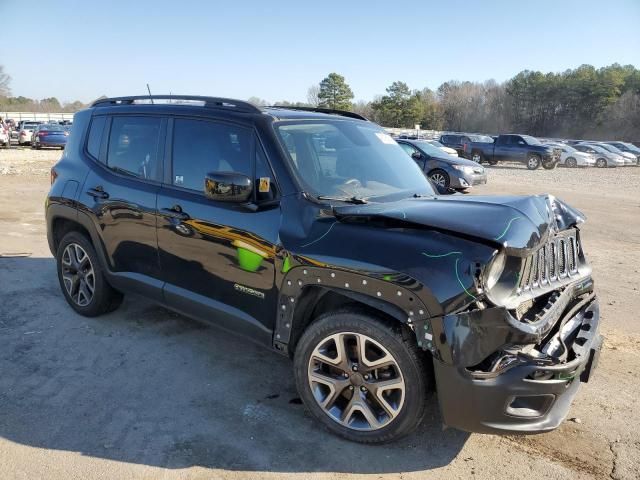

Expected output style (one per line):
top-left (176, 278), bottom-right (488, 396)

top-left (439, 133), bottom-right (494, 157)
top-left (46, 95), bottom-right (602, 443)
top-left (31, 124), bottom-right (69, 149)
top-left (546, 143), bottom-right (595, 168)
top-left (397, 138), bottom-right (486, 191)
top-left (574, 143), bottom-right (624, 167)
top-left (604, 141), bottom-right (640, 164)
top-left (463, 134), bottom-right (560, 170)
top-left (0, 125), bottom-right (9, 148)
top-left (423, 139), bottom-right (458, 157)
top-left (584, 142), bottom-right (637, 166)
top-left (17, 121), bottom-right (43, 145)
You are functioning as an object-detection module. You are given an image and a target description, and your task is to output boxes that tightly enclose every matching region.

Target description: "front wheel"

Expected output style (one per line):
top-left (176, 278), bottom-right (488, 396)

top-left (471, 151), bottom-right (483, 163)
top-left (526, 154), bottom-right (541, 170)
top-left (596, 158), bottom-right (607, 168)
top-left (428, 169), bottom-right (450, 190)
top-left (294, 309), bottom-right (431, 443)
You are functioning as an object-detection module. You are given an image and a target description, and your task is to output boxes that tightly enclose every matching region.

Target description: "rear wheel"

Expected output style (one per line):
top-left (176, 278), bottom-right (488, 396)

top-left (566, 157), bottom-right (578, 168)
top-left (294, 309), bottom-right (431, 443)
top-left (471, 151), bottom-right (483, 163)
top-left (56, 231), bottom-right (123, 317)
top-left (428, 169), bottom-right (450, 190)
top-left (596, 158), bottom-right (607, 168)
top-left (526, 154), bottom-right (541, 170)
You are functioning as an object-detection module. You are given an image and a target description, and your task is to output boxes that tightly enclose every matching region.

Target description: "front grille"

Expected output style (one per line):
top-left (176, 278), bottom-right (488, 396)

top-left (518, 230), bottom-right (579, 294)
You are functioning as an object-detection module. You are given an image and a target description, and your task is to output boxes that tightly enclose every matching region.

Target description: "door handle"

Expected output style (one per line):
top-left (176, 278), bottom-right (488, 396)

top-left (87, 186), bottom-right (109, 199)
top-left (161, 205), bottom-right (190, 221)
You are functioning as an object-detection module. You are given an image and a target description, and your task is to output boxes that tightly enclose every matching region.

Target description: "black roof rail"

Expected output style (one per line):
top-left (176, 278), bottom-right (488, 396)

top-left (267, 105), bottom-right (368, 121)
top-left (91, 95), bottom-right (262, 114)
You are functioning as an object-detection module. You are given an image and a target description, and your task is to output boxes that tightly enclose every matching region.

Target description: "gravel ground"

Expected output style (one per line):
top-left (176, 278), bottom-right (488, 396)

top-left (1, 148), bottom-right (639, 480)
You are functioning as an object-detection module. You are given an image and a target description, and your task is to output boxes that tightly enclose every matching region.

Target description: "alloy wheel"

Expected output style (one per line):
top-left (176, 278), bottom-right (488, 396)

top-left (430, 173), bottom-right (446, 188)
top-left (596, 158), bottom-right (607, 168)
top-left (528, 156), bottom-right (540, 169)
top-left (61, 243), bottom-right (95, 307)
top-left (472, 153), bottom-right (481, 162)
top-left (307, 332), bottom-right (405, 431)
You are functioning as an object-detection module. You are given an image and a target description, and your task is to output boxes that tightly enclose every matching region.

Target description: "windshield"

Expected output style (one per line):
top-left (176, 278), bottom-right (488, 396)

top-left (521, 135), bottom-right (542, 145)
top-left (275, 120), bottom-right (435, 201)
top-left (622, 142), bottom-right (640, 152)
top-left (597, 143), bottom-right (623, 154)
top-left (580, 144), bottom-right (607, 154)
top-left (412, 141), bottom-right (451, 157)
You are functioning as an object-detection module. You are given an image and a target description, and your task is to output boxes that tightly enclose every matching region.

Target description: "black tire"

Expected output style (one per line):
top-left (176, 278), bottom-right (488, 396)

top-left (566, 157), bottom-right (578, 168)
top-left (428, 169), bottom-right (450, 190)
top-left (542, 159), bottom-right (557, 170)
top-left (294, 308), bottom-right (432, 443)
top-left (596, 158), bottom-right (607, 168)
top-left (56, 231), bottom-right (123, 317)
top-left (526, 154), bottom-right (541, 170)
top-left (471, 151), bottom-right (484, 163)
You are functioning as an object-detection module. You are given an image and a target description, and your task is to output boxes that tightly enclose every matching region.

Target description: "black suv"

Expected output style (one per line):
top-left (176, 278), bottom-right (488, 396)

top-left (46, 96), bottom-right (602, 443)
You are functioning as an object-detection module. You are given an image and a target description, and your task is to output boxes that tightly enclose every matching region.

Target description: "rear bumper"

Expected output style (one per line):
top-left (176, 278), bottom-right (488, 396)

top-left (431, 292), bottom-right (601, 434)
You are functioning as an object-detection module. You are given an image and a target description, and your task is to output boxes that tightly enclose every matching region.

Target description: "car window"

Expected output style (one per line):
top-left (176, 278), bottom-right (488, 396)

top-left (172, 118), bottom-right (252, 192)
top-left (399, 142), bottom-right (417, 156)
top-left (87, 116), bottom-right (107, 159)
top-left (107, 116), bottom-right (162, 180)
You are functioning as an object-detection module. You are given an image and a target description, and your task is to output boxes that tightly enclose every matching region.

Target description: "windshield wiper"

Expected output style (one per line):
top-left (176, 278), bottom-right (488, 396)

top-left (317, 195), bottom-right (368, 204)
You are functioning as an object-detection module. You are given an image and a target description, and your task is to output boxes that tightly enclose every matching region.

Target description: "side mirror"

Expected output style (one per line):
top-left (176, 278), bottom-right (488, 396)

top-left (204, 172), bottom-right (252, 203)
top-left (411, 151), bottom-right (422, 160)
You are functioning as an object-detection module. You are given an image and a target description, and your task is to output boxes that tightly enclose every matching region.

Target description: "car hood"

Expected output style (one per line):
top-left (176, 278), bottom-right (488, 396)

top-left (334, 194), bottom-right (584, 254)
top-left (434, 155), bottom-right (481, 167)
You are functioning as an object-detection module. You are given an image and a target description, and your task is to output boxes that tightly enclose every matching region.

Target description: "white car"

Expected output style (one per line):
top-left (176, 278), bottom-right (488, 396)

top-left (0, 126), bottom-right (9, 148)
top-left (17, 122), bottom-right (42, 145)
top-left (425, 140), bottom-right (458, 157)
top-left (574, 144), bottom-right (625, 167)
top-left (547, 143), bottom-right (595, 167)
top-left (587, 142), bottom-right (636, 166)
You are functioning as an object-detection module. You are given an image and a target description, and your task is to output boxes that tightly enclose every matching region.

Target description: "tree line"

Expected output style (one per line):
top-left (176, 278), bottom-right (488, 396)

top-left (268, 64), bottom-right (639, 141)
top-left (2, 64), bottom-right (639, 140)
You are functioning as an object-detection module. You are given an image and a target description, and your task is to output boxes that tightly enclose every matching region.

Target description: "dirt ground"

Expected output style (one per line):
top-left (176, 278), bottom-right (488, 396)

top-left (1, 148), bottom-right (639, 480)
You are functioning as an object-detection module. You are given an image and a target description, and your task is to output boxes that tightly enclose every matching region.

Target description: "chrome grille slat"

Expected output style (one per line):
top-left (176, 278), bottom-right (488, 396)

top-left (517, 230), bottom-right (579, 295)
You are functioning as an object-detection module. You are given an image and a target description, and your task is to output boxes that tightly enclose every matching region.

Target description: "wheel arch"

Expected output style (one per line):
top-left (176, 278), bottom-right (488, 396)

top-left (275, 266), bottom-right (437, 357)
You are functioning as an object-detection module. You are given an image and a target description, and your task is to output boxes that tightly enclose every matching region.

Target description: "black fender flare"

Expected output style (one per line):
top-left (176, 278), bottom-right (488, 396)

top-left (274, 265), bottom-right (438, 355)
top-left (47, 203), bottom-right (112, 273)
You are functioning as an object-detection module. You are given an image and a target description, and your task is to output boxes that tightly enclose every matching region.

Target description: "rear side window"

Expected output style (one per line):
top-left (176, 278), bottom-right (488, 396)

top-left (86, 116), bottom-right (106, 159)
top-left (107, 116), bottom-right (162, 180)
top-left (172, 118), bottom-right (252, 191)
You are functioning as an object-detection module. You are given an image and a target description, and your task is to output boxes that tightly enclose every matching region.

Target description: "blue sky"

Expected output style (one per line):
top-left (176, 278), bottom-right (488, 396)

top-left (2, 0), bottom-right (639, 103)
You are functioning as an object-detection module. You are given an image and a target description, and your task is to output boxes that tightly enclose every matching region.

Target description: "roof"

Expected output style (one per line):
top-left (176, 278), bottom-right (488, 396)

top-left (90, 96), bottom-right (368, 122)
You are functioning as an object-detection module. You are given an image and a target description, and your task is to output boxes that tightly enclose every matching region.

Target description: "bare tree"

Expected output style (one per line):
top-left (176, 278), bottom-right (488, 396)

top-left (307, 85), bottom-right (320, 107)
top-left (0, 66), bottom-right (11, 97)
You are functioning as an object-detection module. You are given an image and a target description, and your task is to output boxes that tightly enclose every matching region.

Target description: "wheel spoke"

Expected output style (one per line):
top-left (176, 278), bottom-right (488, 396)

top-left (307, 330), bottom-right (405, 432)
top-left (309, 371), bottom-right (349, 409)
top-left (60, 243), bottom-right (94, 307)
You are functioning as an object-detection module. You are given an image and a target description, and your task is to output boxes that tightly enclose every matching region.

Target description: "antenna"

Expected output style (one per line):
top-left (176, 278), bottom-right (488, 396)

top-left (146, 84), bottom-right (154, 104)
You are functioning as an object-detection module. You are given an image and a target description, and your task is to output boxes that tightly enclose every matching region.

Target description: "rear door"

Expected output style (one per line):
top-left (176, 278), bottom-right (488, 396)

top-left (79, 114), bottom-right (165, 296)
top-left (156, 117), bottom-right (280, 344)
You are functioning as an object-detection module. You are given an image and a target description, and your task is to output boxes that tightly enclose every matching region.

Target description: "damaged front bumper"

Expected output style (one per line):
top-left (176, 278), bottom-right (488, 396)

top-left (425, 280), bottom-right (602, 434)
